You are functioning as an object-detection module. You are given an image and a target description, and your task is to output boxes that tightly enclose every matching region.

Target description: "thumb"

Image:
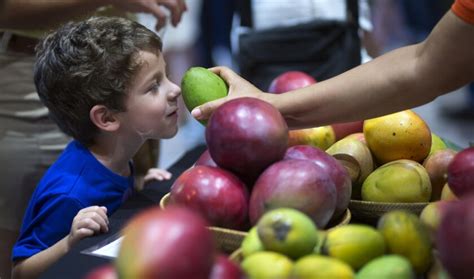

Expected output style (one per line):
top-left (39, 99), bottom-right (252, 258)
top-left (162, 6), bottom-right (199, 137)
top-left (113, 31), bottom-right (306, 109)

top-left (191, 98), bottom-right (227, 120)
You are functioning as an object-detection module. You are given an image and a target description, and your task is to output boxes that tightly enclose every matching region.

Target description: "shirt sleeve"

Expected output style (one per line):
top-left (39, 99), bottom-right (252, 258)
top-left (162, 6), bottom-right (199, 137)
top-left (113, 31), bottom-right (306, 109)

top-left (12, 196), bottom-right (83, 261)
top-left (452, 0), bottom-right (474, 25)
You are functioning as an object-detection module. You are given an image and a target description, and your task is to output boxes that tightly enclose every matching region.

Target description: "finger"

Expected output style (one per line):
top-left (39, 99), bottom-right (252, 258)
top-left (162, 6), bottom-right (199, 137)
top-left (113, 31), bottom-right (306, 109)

top-left (144, 3), bottom-right (167, 31)
top-left (158, 0), bottom-right (182, 27)
top-left (86, 212), bottom-right (109, 232)
top-left (76, 227), bottom-right (95, 239)
top-left (144, 172), bottom-right (163, 182)
top-left (78, 218), bottom-right (101, 233)
top-left (79, 206), bottom-right (107, 221)
top-left (149, 168), bottom-right (172, 179)
top-left (191, 97), bottom-right (228, 120)
top-left (208, 66), bottom-right (237, 84)
top-left (77, 205), bottom-right (101, 215)
top-left (180, 0), bottom-right (188, 12)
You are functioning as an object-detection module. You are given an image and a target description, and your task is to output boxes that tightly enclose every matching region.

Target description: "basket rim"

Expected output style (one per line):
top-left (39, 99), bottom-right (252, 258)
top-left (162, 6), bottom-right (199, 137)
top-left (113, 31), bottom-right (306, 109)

top-left (349, 199), bottom-right (429, 207)
top-left (160, 193), bottom-right (351, 231)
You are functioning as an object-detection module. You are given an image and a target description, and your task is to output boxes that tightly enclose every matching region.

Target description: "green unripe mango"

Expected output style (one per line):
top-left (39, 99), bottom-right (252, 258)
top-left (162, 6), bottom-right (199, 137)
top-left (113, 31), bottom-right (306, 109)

top-left (241, 251), bottom-right (293, 279)
top-left (257, 208), bottom-right (319, 259)
top-left (323, 224), bottom-right (386, 270)
top-left (357, 255), bottom-right (415, 279)
top-left (377, 210), bottom-right (433, 275)
top-left (181, 67), bottom-right (227, 114)
top-left (293, 255), bottom-right (355, 279)
top-left (241, 227), bottom-right (264, 258)
top-left (361, 159), bottom-right (431, 202)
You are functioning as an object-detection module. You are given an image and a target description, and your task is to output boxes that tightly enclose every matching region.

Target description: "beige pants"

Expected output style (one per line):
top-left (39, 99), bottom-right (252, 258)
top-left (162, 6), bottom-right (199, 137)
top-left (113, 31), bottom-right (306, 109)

top-left (0, 51), bottom-right (69, 278)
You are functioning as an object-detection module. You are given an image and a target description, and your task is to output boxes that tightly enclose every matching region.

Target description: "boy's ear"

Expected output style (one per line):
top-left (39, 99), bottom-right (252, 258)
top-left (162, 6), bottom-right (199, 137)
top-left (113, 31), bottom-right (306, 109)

top-left (89, 105), bottom-right (120, 132)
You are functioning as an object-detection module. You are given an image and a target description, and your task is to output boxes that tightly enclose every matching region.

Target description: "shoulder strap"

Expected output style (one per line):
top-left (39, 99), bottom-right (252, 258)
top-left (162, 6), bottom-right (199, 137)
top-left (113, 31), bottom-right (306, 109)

top-left (346, 0), bottom-right (359, 28)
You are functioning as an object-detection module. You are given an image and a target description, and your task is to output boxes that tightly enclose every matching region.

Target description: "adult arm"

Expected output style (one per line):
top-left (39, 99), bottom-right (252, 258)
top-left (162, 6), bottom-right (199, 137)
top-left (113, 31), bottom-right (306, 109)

top-left (11, 206), bottom-right (108, 279)
top-left (0, 0), bottom-right (186, 30)
top-left (193, 11), bottom-right (474, 129)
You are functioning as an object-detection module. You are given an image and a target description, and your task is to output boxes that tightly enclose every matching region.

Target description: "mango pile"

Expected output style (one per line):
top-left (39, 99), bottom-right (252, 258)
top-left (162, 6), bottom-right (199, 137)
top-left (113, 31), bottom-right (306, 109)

top-left (237, 208), bottom-right (434, 279)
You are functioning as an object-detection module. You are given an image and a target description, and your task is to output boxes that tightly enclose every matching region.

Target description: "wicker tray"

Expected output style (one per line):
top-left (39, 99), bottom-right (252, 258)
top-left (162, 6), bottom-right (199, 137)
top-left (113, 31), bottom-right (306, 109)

top-left (160, 193), bottom-right (351, 252)
top-left (349, 199), bottom-right (428, 224)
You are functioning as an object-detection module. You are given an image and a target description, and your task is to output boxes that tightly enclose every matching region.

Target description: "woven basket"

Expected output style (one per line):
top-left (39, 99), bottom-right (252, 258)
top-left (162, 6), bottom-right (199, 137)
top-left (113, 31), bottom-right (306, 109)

top-left (349, 199), bottom-right (428, 224)
top-left (160, 193), bottom-right (351, 252)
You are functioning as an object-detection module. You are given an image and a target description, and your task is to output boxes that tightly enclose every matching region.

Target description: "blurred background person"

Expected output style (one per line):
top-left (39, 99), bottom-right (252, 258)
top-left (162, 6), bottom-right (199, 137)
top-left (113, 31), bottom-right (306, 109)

top-left (231, 0), bottom-right (376, 90)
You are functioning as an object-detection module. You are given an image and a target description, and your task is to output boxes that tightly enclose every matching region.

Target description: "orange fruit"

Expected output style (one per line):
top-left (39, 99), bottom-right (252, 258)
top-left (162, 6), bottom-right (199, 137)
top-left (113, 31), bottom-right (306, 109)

top-left (363, 110), bottom-right (431, 164)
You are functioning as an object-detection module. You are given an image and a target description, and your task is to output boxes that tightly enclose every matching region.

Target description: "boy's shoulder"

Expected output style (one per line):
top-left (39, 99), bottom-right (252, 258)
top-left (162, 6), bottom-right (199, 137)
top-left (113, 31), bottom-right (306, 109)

top-left (37, 140), bottom-right (92, 193)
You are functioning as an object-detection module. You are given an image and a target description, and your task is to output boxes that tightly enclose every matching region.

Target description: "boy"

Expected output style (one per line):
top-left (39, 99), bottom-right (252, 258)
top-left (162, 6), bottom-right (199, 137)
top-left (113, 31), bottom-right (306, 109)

top-left (11, 16), bottom-right (181, 278)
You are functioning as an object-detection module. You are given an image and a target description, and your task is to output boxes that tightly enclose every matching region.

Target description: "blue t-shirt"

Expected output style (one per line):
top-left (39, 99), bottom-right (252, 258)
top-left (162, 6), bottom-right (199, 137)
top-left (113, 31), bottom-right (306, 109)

top-left (12, 140), bottom-right (134, 261)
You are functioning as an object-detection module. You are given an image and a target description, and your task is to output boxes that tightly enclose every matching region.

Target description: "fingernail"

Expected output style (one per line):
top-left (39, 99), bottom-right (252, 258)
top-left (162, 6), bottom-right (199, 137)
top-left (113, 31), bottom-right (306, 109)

top-left (191, 108), bottom-right (201, 119)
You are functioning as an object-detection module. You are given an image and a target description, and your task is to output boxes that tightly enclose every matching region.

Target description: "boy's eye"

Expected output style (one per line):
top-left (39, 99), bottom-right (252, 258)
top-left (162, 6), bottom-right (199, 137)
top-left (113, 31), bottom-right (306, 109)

top-left (149, 82), bottom-right (160, 93)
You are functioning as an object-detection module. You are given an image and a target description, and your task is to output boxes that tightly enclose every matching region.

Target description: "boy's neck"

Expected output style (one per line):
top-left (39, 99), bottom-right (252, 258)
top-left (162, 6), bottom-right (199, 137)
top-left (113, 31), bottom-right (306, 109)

top-left (88, 138), bottom-right (139, 177)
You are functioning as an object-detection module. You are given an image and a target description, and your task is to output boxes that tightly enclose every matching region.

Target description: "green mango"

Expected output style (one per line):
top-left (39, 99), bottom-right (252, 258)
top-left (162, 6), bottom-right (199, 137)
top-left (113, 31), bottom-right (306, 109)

top-left (293, 255), bottom-right (355, 279)
top-left (257, 208), bottom-right (319, 259)
top-left (323, 224), bottom-right (385, 270)
top-left (241, 251), bottom-right (293, 279)
top-left (181, 67), bottom-right (227, 114)
top-left (357, 255), bottom-right (415, 279)
top-left (241, 227), bottom-right (264, 258)
top-left (377, 210), bottom-right (433, 274)
top-left (361, 159), bottom-right (431, 202)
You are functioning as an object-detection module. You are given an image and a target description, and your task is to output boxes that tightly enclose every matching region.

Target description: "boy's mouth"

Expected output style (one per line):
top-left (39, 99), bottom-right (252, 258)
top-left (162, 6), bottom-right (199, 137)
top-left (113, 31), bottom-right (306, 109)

top-left (166, 108), bottom-right (178, 117)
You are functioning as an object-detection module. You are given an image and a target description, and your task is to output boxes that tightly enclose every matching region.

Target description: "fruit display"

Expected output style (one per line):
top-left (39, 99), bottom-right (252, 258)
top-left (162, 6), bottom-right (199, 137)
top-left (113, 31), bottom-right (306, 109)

top-left (81, 68), bottom-right (473, 279)
top-left (233, 208), bottom-right (437, 279)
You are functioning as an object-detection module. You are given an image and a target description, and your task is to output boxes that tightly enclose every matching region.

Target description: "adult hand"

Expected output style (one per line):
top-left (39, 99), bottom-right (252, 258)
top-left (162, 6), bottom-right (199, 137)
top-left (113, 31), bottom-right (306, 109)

top-left (68, 206), bottom-right (109, 247)
top-left (191, 66), bottom-right (265, 120)
top-left (112, 0), bottom-right (187, 30)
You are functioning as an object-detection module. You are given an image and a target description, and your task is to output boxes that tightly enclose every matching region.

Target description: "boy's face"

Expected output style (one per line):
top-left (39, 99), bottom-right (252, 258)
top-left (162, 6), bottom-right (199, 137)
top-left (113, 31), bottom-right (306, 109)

top-left (119, 50), bottom-right (181, 140)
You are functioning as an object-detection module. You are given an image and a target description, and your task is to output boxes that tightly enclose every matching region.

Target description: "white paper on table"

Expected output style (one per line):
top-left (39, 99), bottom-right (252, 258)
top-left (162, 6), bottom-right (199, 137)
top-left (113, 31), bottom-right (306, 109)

top-left (81, 233), bottom-right (123, 259)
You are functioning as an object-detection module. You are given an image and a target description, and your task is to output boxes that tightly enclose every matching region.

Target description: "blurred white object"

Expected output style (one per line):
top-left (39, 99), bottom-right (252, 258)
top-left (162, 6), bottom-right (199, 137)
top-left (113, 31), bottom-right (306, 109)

top-left (137, 0), bottom-right (203, 52)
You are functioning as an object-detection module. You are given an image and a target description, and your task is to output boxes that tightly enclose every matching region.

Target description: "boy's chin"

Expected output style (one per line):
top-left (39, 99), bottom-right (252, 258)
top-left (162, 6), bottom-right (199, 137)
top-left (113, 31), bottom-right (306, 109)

top-left (160, 127), bottom-right (179, 139)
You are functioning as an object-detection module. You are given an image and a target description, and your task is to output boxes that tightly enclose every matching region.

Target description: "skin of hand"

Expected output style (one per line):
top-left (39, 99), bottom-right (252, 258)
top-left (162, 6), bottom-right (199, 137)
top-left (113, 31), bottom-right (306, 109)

top-left (111, 0), bottom-right (187, 30)
top-left (192, 11), bottom-right (474, 129)
top-left (12, 206), bottom-right (109, 279)
top-left (0, 0), bottom-right (187, 30)
top-left (144, 167), bottom-right (172, 182)
top-left (191, 66), bottom-right (266, 120)
top-left (67, 206), bottom-right (109, 247)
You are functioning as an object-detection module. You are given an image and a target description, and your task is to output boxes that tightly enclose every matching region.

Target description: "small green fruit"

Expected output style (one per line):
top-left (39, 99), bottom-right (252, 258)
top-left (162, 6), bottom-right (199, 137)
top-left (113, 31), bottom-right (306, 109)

top-left (357, 255), bottom-right (415, 279)
top-left (181, 67), bottom-right (227, 112)
top-left (241, 251), bottom-right (293, 278)
top-left (241, 227), bottom-right (264, 258)
top-left (257, 208), bottom-right (319, 259)
top-left (293, 255), bottom-right (355, 279)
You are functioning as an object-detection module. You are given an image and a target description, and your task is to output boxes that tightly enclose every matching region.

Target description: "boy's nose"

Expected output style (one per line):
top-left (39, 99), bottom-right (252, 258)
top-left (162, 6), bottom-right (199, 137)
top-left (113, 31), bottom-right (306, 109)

top-left (168, 82), bottom-right (181, 100)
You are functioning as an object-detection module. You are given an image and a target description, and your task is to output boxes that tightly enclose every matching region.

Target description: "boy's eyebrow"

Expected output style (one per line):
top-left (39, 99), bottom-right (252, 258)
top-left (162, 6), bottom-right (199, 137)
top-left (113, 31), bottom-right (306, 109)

top-left (147, 70), bottom-right (163, 84)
